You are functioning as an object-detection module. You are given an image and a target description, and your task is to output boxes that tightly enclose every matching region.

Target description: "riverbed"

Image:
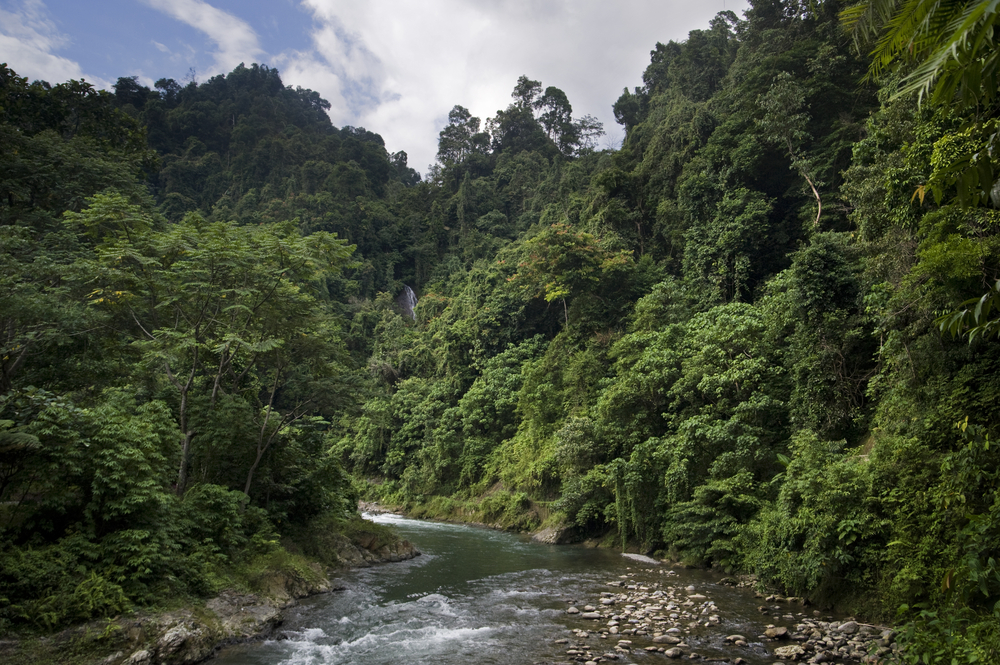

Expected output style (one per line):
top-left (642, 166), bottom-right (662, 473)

top-left (213, 514), bottom-right (851, 665)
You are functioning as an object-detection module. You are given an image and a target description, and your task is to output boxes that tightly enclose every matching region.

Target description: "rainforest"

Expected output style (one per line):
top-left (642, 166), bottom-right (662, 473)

top-left (1, 0), bottom-right (999, 662)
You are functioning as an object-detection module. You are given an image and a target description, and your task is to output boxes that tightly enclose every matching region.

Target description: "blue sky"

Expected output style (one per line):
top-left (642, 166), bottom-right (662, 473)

top-left (1, 0), bottom-right (750, 171)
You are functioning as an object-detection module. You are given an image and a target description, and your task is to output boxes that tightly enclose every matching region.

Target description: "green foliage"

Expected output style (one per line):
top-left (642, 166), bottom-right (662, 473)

top-left (937, 278), bottom-right (1000, 342)
top-left (737, 430), bottom-right (887, 597)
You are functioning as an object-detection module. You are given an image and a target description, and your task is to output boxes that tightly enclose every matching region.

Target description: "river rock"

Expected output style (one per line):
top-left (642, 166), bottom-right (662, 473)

top-left (567, 606), bottom-right (580, 614)
top-left (581, 612), bottom-right (602, 619)
top-left (726, 635), bottom-right (747, 642)
top-left (773, 644), bottom-right (806, 659)
top-left (665, 647), bottom-right (684, 658)
top-left (838, 620), bottom-right (859, 634)
top-left (765, 626), bottom-right (789, 639)
top-left (157, 623), bottom-right (201, 659)
top-left (622, 553), bottom-right (660, 564)
top-left (653, 634), bottom-right (682, 644)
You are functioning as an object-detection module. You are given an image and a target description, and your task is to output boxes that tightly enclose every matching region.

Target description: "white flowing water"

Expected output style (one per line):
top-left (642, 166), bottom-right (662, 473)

top-left (213, 514), bottom-right (813, 664)
top-left (397, 286), bottom-right (418, 321)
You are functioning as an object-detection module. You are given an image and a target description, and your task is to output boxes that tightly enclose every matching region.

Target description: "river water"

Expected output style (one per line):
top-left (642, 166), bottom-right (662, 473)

top-left (214, 514), bottom-right (822, 665)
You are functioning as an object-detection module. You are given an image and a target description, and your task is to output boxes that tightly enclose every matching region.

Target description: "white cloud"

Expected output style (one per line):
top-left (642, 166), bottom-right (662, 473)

top-left (0, 0), bottom-right (106, 86)
top-left (278, 0), bottom-right (749, 173)
top-left (142, 0), bottom-right (264, 75)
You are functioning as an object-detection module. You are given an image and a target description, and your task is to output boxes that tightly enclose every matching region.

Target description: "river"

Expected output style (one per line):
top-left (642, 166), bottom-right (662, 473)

top-left (213, 513), bottom-right (833, 665)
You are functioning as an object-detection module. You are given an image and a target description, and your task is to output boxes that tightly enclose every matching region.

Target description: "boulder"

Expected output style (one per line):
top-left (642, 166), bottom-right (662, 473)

top-left (774, 645), bottom-right (806, 659)
top-left (838, 621), bottom-right (859, 635)
top-left (653, 635), bottom-right (682, 644)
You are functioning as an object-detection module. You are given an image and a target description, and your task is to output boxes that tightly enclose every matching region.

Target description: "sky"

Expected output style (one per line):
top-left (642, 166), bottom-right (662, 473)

top-left (0, 0), bottom-right (750, 173)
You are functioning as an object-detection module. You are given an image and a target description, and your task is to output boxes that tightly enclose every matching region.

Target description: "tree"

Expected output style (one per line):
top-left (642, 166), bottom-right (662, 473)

top-left (512, 75), bottom-right (542, 109)
top-left (757, 72), bottom-right (823, 225)
top-left (514, 222), bottom-right (632, 325)
top-left (74, 194), bottom-right (354, 496)
top-left (573, 114), bottom-right (605, 151)
top-left (436, 105), bottom-right (487, 164)
top-left (536, 86), bottom-right (576, 153)
top-left (841, 0), bottom-right (1000, 109)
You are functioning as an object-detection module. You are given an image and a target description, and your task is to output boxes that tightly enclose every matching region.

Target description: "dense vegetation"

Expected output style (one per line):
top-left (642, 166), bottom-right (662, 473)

top-left (2, 0), bottom-right (999, 661)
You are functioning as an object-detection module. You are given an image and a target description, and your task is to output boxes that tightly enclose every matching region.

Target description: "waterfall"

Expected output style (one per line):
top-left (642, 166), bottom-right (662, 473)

top-left (397, 285), bottom-right (418, 321)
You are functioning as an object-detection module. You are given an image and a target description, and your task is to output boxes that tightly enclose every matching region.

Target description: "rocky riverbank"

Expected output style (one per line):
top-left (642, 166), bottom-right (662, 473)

top-left (551, 560), bottom-right (896, 665)
top-left (0, 519), bottom-right (419, 665)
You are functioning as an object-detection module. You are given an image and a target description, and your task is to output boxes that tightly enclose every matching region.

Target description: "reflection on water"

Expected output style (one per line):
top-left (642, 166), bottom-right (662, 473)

top-left (213, 514), bottom-right (796, 665)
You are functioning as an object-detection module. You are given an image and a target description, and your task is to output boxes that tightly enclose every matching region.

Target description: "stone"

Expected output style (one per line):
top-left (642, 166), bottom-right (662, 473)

top-left (567, 606), bottom-right (580, 614)
top-left (157, 623), bottom-right (196, 657)
top-left (665, 647), bottom-right (684, 658)
top-left (581, 612), bottom-right (602, 619)
top-left (838, 621), bottom-right (859, 635)
top-left (765, 626), bottom-right (789, 639)
top-left (653, 635), bottom-right (682, 644)
top-left (532, 526), bottom-right (580, 544)
top-left (125, 651), bottom-right (152, 665)
top-left (688, 594), bottom-right (708, 600)
top-left (773, 645), bottom-right (806, 659)
top-left (726, 635), bottom-right (748, 643)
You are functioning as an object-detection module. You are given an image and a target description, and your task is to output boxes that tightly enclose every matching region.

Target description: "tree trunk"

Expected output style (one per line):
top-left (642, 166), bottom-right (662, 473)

top-left (176, 429), bottom-right (194, 496)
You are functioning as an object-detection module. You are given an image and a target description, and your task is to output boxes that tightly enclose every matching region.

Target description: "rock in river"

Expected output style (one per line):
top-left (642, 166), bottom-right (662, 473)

top-left (773, 644), bottom-right (806, 659)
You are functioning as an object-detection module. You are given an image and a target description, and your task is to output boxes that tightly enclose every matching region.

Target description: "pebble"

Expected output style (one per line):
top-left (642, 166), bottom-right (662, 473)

top-left (560, 572), bottom-right (896, 664)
